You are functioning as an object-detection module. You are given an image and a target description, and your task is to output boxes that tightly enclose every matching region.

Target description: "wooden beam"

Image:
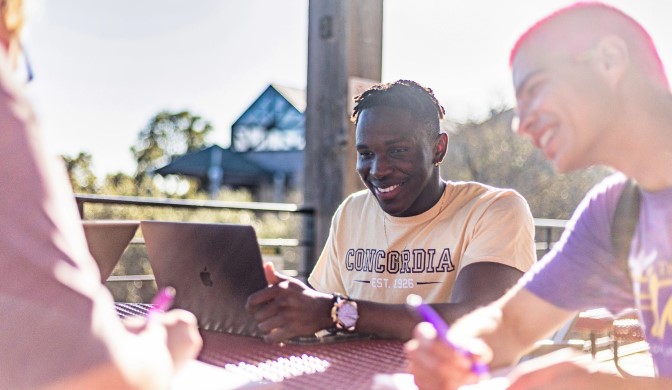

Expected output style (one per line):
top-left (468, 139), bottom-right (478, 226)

top-left (304, 0), bottom-right (383, 272)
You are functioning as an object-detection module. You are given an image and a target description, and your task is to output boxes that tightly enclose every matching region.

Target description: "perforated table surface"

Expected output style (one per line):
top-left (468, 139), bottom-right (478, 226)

top-left (116, 303), bottom-right (409, 389)
top-left (199, 331), bottom-right (407, 389)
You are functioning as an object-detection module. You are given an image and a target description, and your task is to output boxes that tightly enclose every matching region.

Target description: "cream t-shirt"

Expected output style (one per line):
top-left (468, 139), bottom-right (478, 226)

top-left (308, 181), bottom-right (536, 304)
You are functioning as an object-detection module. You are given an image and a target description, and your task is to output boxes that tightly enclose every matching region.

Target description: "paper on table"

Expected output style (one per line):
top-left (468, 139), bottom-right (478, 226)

top-left (171, 360), bottom-right (279, 390)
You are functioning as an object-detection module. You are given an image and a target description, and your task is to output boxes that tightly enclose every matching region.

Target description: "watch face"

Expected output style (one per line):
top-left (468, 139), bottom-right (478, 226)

top-left (338, 301), bottom-right (358, 328)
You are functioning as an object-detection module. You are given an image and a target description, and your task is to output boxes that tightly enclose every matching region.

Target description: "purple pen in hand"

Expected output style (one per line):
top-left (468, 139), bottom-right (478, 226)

top-left (148, 286), bottom-right (176, 322)
top-left (406, 294), bottom-right (488, 376)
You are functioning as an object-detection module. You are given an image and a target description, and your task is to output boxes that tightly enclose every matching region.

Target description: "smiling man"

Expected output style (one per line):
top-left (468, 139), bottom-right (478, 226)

top-left (246, 80), bottom-right (535, 342)
top-left (406, 3), bottom-right (672, 389)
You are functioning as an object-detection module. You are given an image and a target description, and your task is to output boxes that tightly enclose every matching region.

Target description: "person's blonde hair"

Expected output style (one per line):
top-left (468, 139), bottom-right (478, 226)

top-left (1, 0), bottom-right (24, 36)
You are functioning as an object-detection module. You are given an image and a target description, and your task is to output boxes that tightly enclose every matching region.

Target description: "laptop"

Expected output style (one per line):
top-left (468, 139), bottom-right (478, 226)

top-left (141, 220), bottom-right (373, 343)
top-left (82, 220), bottom-right (139, 282)
top-left (140, 221), bottom-right (268, 337)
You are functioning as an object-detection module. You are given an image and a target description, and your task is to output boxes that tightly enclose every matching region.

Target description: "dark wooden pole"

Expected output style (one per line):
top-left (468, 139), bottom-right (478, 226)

top-left (304, 0), bottom-right (383, 273)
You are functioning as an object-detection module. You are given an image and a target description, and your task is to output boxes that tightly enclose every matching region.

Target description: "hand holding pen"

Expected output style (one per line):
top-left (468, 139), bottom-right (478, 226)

top-left (148, 286), bottom-right (176, 323)
top-left (406, 294), bottom-right (489, 376)
top-left (143, 286), bottom-right (203, 370)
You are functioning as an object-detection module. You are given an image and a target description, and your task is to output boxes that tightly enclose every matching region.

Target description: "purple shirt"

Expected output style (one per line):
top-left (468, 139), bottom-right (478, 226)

top-left (522, 173), bottom-right (672, 377)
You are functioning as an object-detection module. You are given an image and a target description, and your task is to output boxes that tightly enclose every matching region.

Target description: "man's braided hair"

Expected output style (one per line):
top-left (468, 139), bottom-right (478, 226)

top-left (351, 79), bottom-right (445, 136)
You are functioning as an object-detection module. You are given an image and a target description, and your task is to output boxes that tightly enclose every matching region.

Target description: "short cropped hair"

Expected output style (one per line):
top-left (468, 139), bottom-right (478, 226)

top-left (351, 79), bottom-right (445, 135)
top-left (510, 2), bottom-right (668, 89)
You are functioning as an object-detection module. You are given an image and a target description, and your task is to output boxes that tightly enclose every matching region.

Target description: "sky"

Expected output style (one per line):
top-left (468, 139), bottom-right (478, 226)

top-left (22, 0), bottom-right (672, 178)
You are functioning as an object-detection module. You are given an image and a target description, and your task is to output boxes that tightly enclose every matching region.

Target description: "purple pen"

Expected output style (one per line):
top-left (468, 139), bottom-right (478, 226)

top-left (147, 286), bottom-right (176, 322)
top-left (406, 294), bottom-right (488, 376)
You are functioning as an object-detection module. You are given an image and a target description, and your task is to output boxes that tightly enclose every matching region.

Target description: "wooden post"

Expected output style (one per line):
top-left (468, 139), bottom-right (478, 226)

top-left (304, 0), bottom-right (383, 273)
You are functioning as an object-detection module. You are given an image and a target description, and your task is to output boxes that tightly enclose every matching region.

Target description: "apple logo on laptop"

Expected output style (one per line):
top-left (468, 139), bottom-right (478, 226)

top-left (200, 267), bottom-right (213, 287)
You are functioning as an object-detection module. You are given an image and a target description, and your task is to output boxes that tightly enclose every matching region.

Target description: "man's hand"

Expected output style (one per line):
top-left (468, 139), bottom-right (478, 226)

top-left (405, 322), bottom-right (490, 390)
top-left (245, 262), bottom-right (334, 343)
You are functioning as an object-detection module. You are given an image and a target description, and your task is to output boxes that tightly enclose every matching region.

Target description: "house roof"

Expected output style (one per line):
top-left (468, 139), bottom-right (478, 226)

top-left (154, 145), bottom-right (303, 187)
top-left (243, 150), bottom-right (304, 174)
top-left (231, 84), bottom-right (305, 130)
top-left (230, 84), bottom-right (306, 152)
top-left (154, 145), bottom-right (272, 185)
top-left (154, 84), bottom-right (307, 189)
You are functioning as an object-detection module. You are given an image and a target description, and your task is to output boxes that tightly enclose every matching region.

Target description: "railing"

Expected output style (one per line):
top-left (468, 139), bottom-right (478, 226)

top-left (75, 194), bottom-right (569, 280)
top-left (75, 193), bottom-right (314, 216)
top-left (75, 194), bottom-right (316, 278)
top-left (533, 217), bottom-right (568, 255)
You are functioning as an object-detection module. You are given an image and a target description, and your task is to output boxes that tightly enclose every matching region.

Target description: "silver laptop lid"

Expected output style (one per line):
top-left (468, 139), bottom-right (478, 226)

top-left (141, 221), bottom-right (267, 337)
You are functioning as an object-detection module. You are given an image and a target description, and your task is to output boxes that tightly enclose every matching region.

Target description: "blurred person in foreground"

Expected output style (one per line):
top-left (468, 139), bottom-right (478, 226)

top-left (0, 1), bottom-right (202, 389)
top-left (406, 2), bottom-right (672, 389)
top-left (246, 79), bottom-right (536, 342)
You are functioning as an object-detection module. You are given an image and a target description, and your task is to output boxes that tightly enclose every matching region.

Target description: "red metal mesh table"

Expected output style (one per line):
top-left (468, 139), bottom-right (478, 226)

top-left (116, 303), bottom-right (409, 389)
top-left (115, 302), bottom-right (154, 318)
top-left (198, 331), bottom-right (408, 389)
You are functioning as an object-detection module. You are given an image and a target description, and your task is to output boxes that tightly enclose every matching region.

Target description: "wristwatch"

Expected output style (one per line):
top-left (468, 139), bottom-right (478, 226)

top-left (330, 293), bottom-right (358, 332)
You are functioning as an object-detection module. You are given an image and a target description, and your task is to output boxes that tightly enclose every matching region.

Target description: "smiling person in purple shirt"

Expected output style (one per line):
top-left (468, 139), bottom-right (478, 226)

top-left (407, 2), bottom-right (672, 389)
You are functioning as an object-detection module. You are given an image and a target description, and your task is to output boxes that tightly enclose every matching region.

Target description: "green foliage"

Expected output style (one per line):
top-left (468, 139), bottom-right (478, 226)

top-left (99, 172), bottom-right (162, 198)
top-left (442, 109), bottom-right (613, 220)
top-left (130, 110), bottom-right (213, 178)
top-left (62, 152), bottom-right (98, 194)
top-left (98, 171), bottom-right (200, 199)
top-left (104, 244), bottom-right (156, 304)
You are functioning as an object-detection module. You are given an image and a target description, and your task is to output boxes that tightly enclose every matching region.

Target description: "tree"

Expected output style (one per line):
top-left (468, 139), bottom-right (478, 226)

top-left (99, 172), bottom-right (150, 196)
top-left (131, 110), bottom-right (213, 180)
top-left (441, 108), bottom-right (612, 220)
top-left (62, 152), bottom-right (98, 194)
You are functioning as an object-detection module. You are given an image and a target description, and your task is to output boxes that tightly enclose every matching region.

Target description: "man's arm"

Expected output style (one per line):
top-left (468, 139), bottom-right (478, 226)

top-left (479, 285), bottom-right (576, 367)
top-left (418, 285), bottom-right (672, 390)
top-left (356, 262), bottom-right (525, 340)
top-left (406, 285), bottom-right (576, 389)
top-left (247, 262), bottom-right (525, 342)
